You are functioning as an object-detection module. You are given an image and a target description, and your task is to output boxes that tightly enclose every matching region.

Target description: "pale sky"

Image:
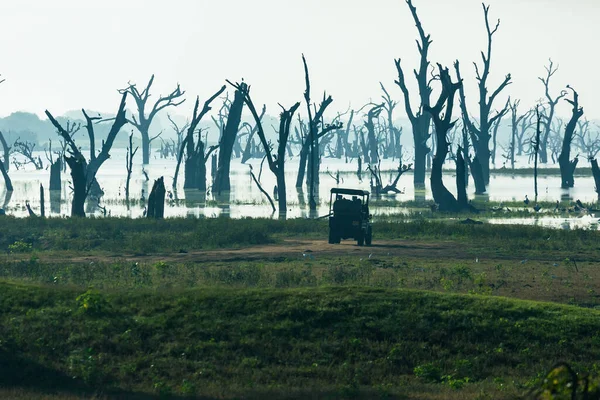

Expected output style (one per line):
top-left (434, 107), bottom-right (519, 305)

top-left (1, 0), bottom-right (598, 120)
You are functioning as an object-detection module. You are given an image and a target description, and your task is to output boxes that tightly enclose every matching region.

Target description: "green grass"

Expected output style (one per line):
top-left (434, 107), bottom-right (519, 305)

top-left (1, 216), bottom-right (599, 257)
top-left (2, 283), bottom-right (600, 398)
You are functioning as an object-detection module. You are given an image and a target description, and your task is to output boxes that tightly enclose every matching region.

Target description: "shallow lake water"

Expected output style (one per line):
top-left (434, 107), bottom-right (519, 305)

top-left (2, 150), bottom-right (599, 229)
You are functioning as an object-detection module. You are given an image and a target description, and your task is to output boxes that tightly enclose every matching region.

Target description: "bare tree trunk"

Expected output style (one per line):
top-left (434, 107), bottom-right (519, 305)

top-left (125, 132), bottom-right (138, 202)
top-left (49, 159), bottom-right (61, 191)
top-left (214, 85), bottom-right (246, 193)
top-left (40, 184), bottom-right (45, 217)
top-left (296, 141), bottom-right (309, 188)
top-left (0, 131), bottom-right (10, 172)
top-left (534, 108), bottom-right (542, 201)
top-left (65, 155), bottom-right (86, 217)
top-left (147, 177), bottom-right (166, 218)
top-left (591, 159), bottom-right (600, 200)
top-left (0, 157), bottom-right (12, 192)
top-left (394, 0), bottom-right (433, 187)
top-left (469, 156), bottom-right (487, 195)
top-left (558, 87), bottom-right (584, 188)
top-left (425, 64), bottom-right (463, 212)
top-left (456, 147), bottom-right (468, 209)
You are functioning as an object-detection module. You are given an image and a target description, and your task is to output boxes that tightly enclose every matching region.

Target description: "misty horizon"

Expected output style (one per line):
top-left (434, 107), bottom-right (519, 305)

top-left (1, 0), bottom-right (599, 121)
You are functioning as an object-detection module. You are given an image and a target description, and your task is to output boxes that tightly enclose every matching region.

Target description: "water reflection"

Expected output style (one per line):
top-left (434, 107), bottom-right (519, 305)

top-left (2, 149), bottom-right (600, 225)
top-left (49, 190), bottom-right (60, 214)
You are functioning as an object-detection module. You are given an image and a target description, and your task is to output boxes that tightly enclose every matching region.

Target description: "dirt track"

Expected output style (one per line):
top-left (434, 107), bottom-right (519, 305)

top-left (62, 239), bottom-right (469, 265)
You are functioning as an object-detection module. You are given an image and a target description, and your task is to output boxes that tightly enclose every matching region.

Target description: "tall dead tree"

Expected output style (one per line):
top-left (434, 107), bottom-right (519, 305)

top-left (120, 75), bottom-right (185, 164)
top-left (380, 83), bottom-right (402, 160)
top-left (228, 80), bottom-right (300, 219)
top-left (0, 131), bottom-right (12, 191)
top-left (167, 114), bottom-right (190, 163)
top-left (125, 131), bottom-right (138, 202)
top-left (177, 86), bottom-right (226, 191)
top-left (302, 55), bottom-right (341, 211)
top-left (213, 85), bottom-right (246, 194)
top-left (46, 93), bottom-right (128, 217)
top-left (395, 0), bottom-right (433, 187)
top-left (558, 86), bottom-right (584, 188)
top-left (364, 104), bottom-right (383, 165)
top-left (424, 64), bottom-right (466, 212)
top-left (490, 99), bottom-right (510, 167)
top-left (533, 108), bottom-right (542, 201)
top-left (455, 3), bottom-right (511, 185)
top-left (538, 59), bottom-right (567, 164)
top-left (507, 100), bottom-right (533, 170)
top-left (0, 130), bottom-right (11, 172)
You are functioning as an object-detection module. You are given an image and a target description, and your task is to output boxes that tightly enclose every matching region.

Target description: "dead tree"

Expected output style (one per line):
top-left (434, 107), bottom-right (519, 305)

top-left (229, 80), bottom-right (300, 218)
top-left (367, 160), bottom-right (412, 196)
top-left (177, 86), bottom-right (226, 191)
top-left (380, 83), bottom-right (403, 160)
top-left (491, 99), bottom-right (510, 167)
top-left (0, 131), bottom-right (12, 191)
top-left (533, 108), bottom-right (542, 201)
top-left (507, 100), bottom-right (533, 169)
top-left (147, 177), bottom-right (166, 218)
top-left (364, 104), bottom-right (383, 165)
top-left (455, 4), bottom-right (512, 185)
top-left (40, 184), bottom-right (45, 217)
top-left (424, 64), bottom-right (465, 212)
top-left (241, 105), bottom-right (266, 163)
top-left (167, 114), bottom-right (190, 163)
top-left (125, 131), bottom-right (138, 202)
top-left (13, 139), bottom-right (43, 170)
top-left (591, 158), bottom-right (600, 200)
top-left (45, 139), bottom-right (62, 191)
top-left (301, 55), bottom-right (341, 211)
top-left (45, 92), bottom-right (128, 217)
top-left (213, 85), bottom-right (246, 194)
top-left (538, 59), bottom-right (567, 164)
top-left (394, 0), bottom-right (433, 187)
top-left (120, 75), bottom-right (185, 164)
top-left (0, 130), bottom-right (11, 172)
top-left (558, 86), bottom-right (584, 188)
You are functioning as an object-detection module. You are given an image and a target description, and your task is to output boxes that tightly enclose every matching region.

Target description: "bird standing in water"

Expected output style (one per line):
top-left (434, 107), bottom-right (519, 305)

top-left (524, 195), bottom-right (530, 206)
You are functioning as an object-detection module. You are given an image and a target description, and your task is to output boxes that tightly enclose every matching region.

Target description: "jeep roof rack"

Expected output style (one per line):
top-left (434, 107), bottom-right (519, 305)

top-left (330, 188), bottom-right (370, 196)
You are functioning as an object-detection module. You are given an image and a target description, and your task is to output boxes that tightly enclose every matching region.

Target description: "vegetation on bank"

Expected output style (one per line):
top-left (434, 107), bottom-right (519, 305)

top-left (2, 283), bottom-right (600, 399)
top-left (2, 218), bottom-right (600, 398)
top-left (1, 216), bottom-right (599, 256)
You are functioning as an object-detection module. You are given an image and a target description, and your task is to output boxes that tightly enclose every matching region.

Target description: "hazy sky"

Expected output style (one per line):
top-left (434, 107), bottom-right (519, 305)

top-left (1, 0), bottom-right (598, 120)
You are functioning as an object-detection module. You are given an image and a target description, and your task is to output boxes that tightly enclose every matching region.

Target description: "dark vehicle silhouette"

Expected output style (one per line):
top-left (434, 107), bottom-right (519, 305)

top-left (328, 188), bottom-right (372, 246)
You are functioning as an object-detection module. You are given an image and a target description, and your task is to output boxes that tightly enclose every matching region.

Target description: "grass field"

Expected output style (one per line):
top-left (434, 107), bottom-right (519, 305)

top-left (1, 217), bottom-right (600, 399)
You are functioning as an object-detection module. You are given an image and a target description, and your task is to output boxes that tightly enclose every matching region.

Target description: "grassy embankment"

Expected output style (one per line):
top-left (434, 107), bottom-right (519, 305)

top-left (2, 217), bottom-right (600, 398)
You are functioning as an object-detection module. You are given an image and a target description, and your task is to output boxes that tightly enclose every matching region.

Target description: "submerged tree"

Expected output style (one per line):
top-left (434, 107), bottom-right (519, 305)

top-left (0, 131), bottom-right (12, 191)
top-left (174, 86), bottom-right (226, 191)
top-left (120, 75), bottom-right (185, 164)
top-left (45, 93), bottom-right (128, 217)
top-left (301, 55), bottom-right (341, 211)
top-left (456, 3), bottom-right (512, 185)
top-left (228, 80), bottom-right (300, 219)
top-left (394, 0), bottom-right (433, 187)
top-left (424, 64), bottom-right (471, 212)
top-left (538, 59), bottom-right (567, 164)
top-left (558, 86), bottom-right (584, 188)
top-left (213, 85), bottom-right (246, 194)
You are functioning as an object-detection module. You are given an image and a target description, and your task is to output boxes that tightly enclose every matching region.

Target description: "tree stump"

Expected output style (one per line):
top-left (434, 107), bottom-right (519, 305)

top-left (147, 177), bottom-right (166, 219)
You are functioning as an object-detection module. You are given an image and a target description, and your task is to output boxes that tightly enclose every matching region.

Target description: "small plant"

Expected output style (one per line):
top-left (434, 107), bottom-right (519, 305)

top-left (76, 288), bottom-right (110, 315)
top-left (414, 363), bottom-right (442, 382)
top-left (8, 240), bottom-right (32, 253)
